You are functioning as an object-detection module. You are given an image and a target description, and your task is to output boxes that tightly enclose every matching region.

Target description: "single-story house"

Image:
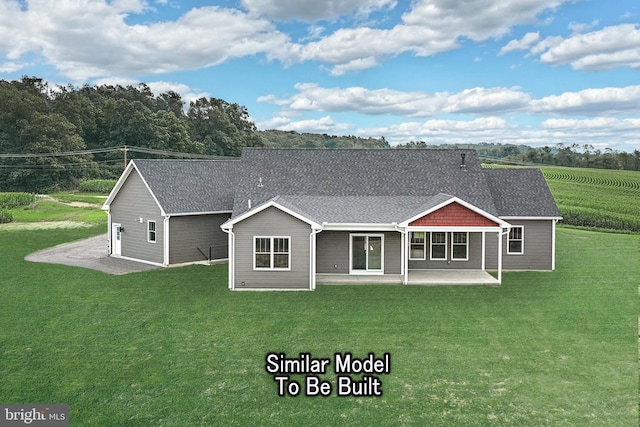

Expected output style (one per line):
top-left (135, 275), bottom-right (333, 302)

top-left (220, 148), bottom-right (562, 290)
top-left (103, 159), bottom-right (238, 267)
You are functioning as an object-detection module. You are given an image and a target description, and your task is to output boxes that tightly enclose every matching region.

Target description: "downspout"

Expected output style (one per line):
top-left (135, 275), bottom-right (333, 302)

top-left (552, 219), bottom-right (558, 270)
top-left (107, 211), bottom-right (112, 255)
top-left (221, 226), bottom-right (235, 290)
top-left (309, 227), bottom-right (322, 290)
top-left (163, 216), bottom-right (170, 266)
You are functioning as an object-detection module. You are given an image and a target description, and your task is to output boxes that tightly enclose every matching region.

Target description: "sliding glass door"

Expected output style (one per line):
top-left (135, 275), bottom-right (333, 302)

top-left (351, 234), bottom-right (383, 273)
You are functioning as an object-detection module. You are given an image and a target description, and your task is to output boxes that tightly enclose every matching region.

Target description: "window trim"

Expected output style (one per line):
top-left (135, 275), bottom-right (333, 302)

top-left (147, 220), bottom-right (156, 243)
top-left (451, 231), bottom-right (469, 261)
top-left (507, 226), bottom-right (524, 255)
top-left (409, 231), bottom-right (426, 260)
top-left (253, 236), bottom-right (291, 271)
top-left (430, 232), bottom-right (448, 261)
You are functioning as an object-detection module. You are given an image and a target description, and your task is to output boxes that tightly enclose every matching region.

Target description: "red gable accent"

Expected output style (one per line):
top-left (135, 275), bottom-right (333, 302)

top-left (410, 202), bottom-right (498, 227)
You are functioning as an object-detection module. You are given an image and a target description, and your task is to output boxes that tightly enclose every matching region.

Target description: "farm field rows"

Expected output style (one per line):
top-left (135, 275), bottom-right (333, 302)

top-left (484, 164), bottom-right (640, 232)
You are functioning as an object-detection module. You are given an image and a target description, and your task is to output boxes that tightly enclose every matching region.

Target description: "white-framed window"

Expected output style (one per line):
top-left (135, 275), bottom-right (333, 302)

top-left (451, 232), bottom-right (468, 261)
top-left (430, 232), bottom-right (447, 260)
top-left (147, 220), bottom-right (156, 243)
top-left (508, 226), bottom-right (524, 254)
top-left (254, 236), bottom-right (290, 270)
top-left (409, 232), bottom-right (426, 260)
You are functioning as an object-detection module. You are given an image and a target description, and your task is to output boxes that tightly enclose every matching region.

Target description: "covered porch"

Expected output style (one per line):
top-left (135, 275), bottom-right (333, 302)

top-left (317, 270), bottom-right (499, 286)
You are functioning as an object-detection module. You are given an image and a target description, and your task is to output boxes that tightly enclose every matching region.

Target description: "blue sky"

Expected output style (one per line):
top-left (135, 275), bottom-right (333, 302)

top-left (1, 0), bottom-right (639, 151)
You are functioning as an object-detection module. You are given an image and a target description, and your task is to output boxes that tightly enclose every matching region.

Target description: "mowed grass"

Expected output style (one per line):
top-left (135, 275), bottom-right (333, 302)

top-left (6, 200), bottom-right (106, 224)
top-left (0, 226), bottom-right (637, 426)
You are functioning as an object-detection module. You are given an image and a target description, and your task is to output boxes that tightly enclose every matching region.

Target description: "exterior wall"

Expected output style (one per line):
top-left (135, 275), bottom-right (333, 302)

top-left (110, 169), bottom-right (164, 264)
top-left (410, 202), bottom-right (498, 227)
top-left (316, 231), bottom-right (401, 274)
top-left (233, 207), bottom-right (312, 289)
top-left (408, 231), bottom-right (483, 270)
top-left (169, 213), bottom-right (230, 264)
top-left (485, 220), bottom-right (554, 270)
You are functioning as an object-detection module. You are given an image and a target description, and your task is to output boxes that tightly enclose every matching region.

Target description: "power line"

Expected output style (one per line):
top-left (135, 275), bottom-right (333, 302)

top-left (0, 145), bottom-right (233, 160)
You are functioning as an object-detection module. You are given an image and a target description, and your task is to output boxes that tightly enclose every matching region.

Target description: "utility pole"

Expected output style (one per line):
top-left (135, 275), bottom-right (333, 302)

top-left (122, 146), bottom-right (128, 170)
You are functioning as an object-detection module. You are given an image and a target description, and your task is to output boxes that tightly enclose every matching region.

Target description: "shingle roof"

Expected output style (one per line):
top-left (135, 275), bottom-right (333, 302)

top-left (133, 159), bottom-right (238, 214)
top-left (484, 168), bottom-right (561, 217)
top-left (232, 148), bottom-right (499, 219)
top-left (274, 194), bottom-right (455, 224)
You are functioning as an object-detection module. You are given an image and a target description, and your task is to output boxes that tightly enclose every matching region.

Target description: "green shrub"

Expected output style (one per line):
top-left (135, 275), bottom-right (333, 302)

top-left (0, 209), bottom-right (13, 223)
top-left (79, 179), bottom-right (117, 194)
top-left (0, 193), bottom-right (37, 209)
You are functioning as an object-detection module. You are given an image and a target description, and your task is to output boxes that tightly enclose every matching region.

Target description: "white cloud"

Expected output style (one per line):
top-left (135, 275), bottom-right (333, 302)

top-left (0, 0), bottom-right (577, 79)
top-left (275, 0), bottom-right (569, 73)
top-left (0, 61), bottom-right (24, 73)
top-left (531, 85), bottom-right (640, 115)
top-left (539, 24), bottom-right (640, 70)
top-left (356, 117), bottom-right (508, 144)
top-left (0, 1), bottom-right (290, 81)
top-left (262, 115), bottom-right (354, 133)
top-left (240, 0), bottom-right (396, 22)
top-left (353, 116), bottom-right (640, 149)
top-left (568, 20), bottom-right (599, 34)
top-left (402, 0), bottom-right (564, 41)
top-left (262, 83), bottom-right (640, 118)
top-left (261, 83), bottom-right (531, 117)
top-left (499, 32), bottom-right (540, 55)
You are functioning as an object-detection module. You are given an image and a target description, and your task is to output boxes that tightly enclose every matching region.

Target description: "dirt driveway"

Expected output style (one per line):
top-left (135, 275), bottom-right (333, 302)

top-left (25, 234), bottom-right (159, 275)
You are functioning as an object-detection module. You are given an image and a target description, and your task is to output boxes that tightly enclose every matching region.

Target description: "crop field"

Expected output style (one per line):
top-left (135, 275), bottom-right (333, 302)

top-left (484, 164), bottom-right (640, 232)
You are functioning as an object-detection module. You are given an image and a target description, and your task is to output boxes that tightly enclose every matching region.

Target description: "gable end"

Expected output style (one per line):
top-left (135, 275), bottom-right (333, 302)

top-left (409, 201), bottom-right (499, 227)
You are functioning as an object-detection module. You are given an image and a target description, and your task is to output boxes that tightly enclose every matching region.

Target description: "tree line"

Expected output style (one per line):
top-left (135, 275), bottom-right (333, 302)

top-left (0, 77), bottom-right (391, 192)
top-left (396, 141), bottom-right (640, 171)
top-left (0, 77), bottom-right (264, 192)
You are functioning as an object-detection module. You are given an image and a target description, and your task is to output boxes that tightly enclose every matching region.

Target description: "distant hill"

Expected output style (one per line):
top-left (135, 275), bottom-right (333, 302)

top-left (259, 130), bottom-right (390, 149)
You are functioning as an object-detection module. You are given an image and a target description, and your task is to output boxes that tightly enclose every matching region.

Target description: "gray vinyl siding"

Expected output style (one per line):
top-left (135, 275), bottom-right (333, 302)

top-left (316, 231), bottom-right (401, 275)
top-left (485, 220), bottom-right (554, 270)
top-left (409, 232), bottom-right (483, 270)
top-left (110, 169), bottom-right (164, 264)
top-left (316, 231), bottom-right (349, 273)
top-left (169, 214), bottom-right (230, 264)
top-left (233, 207), bottom-right (312, 289)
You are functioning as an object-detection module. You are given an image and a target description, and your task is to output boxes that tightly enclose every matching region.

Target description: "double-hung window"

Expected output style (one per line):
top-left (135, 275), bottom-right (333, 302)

top-left (430, 232), bottom-right (447, 260)
top-left (409, 232), bottom-right (426, 260)
top-left (451, 232), bottom-right (468, 260)
top-left (147, 220), bottom-right (156, 243)
top-left (254, 237), bottom-right (290, 270)
top-left (508, 226), bottom-right (524, 254)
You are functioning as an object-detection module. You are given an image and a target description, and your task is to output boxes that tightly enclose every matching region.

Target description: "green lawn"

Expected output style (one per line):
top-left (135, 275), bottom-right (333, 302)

top-left (7, 200), bottom-right (106, 223)
top-left (0, 226), bottom-right (637, 426)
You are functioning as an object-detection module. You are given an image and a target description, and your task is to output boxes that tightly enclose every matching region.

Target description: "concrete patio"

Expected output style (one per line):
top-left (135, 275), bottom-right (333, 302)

top-left (317, 270), bottom-right (499, 286)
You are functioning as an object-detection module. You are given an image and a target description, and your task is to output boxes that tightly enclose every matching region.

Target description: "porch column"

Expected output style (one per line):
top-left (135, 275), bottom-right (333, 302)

top-left (401, 229), bottom-right (408, 284)
top-left (497, 230), bottom-right (502, 284)
top-left (481, 231), bottom-right (485, 270)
